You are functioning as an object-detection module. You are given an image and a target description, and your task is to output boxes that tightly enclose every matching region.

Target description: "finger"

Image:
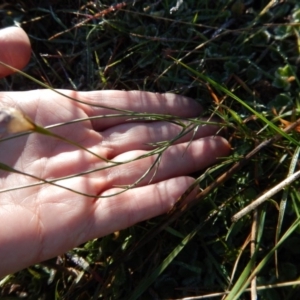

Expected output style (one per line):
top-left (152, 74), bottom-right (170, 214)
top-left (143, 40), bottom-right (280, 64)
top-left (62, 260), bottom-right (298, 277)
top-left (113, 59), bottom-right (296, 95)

top-left (87, 176), bottom-right (198, 239)
top-left (0, 27), bottom-right (31, 78)
top-left (0, 90), bottom-right (201, 129)
top-left (78, 90), bottom-right (204, 130)
top-left (99, 136), bottom-right (230, 191)
top-left (101, 118), bottom-right (222, 158)
top-left (0, 90), bottom-right (203, 133)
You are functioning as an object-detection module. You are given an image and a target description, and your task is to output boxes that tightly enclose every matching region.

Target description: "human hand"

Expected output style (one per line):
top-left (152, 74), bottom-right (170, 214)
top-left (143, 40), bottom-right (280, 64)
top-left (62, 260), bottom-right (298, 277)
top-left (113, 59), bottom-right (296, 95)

top-left (0, 27), bottom-right (230, 277)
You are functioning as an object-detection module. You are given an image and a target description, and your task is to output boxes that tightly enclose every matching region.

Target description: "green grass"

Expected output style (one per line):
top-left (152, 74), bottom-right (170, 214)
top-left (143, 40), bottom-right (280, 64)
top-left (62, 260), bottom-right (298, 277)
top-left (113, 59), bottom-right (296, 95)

top-left (1, 0), bottom-right (300, 299)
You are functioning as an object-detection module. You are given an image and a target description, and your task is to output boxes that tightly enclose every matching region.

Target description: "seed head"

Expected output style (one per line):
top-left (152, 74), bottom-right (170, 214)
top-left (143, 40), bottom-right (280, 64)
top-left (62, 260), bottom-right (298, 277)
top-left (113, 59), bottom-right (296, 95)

top-left (0, 107), bottom-right (35, 136)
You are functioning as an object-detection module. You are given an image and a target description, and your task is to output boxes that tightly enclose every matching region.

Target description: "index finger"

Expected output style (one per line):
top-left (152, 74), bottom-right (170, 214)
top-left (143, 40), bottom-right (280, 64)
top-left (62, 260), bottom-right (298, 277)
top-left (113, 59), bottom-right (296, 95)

top-left (78, 90), bottom-right (203, 130)
top-left (0, 89), bottom-right (203, 131)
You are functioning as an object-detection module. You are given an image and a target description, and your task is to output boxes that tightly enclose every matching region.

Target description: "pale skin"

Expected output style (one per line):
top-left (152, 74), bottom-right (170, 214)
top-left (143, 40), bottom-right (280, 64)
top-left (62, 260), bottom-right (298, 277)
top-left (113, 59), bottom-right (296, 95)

top-left (0, 27), bottom-right (231, 277)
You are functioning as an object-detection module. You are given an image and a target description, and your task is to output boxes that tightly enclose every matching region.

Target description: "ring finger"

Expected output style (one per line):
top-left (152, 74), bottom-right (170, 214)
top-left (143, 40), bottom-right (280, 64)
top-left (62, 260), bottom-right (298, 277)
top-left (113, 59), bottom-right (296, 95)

top-left (97, 135), bottom-right (230, 194)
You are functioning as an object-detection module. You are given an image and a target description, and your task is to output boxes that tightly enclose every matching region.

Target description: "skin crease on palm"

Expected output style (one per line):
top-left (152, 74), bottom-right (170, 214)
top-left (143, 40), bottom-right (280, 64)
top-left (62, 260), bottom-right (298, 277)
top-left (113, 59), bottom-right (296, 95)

top-left (0, 27), bottom-right (231, 277)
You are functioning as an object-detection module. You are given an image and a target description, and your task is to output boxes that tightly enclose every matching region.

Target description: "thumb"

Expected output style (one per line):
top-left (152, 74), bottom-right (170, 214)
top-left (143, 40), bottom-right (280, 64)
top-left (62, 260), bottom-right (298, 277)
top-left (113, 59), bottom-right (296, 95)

top-left (0, 27), bottom-right (31, 78)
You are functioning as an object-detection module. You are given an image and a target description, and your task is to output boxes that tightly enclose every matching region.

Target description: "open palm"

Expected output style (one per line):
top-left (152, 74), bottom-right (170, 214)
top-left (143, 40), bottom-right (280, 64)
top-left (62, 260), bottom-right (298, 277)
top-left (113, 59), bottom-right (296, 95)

top-left (0, 27), bottom-right (230, 276)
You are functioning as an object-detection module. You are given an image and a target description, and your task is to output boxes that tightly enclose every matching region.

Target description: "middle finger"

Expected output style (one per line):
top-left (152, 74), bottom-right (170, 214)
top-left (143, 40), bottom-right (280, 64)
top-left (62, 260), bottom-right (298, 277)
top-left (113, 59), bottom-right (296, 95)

top-left (100, 118), bottom-right (222, 158)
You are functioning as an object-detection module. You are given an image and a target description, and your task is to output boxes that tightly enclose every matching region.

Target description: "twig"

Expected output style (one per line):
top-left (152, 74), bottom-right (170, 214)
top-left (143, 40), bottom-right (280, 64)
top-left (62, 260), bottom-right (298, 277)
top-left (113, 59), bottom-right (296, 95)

top-left (232, 169), bottom-right (300, 222)
top-left (48, 2), bottom-right (127, 40)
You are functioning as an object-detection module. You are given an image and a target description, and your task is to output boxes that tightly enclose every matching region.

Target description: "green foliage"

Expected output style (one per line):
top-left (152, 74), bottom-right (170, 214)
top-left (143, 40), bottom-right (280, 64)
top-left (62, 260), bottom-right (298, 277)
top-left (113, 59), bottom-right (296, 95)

top-left (1, 0), bottom-right (300, 299)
